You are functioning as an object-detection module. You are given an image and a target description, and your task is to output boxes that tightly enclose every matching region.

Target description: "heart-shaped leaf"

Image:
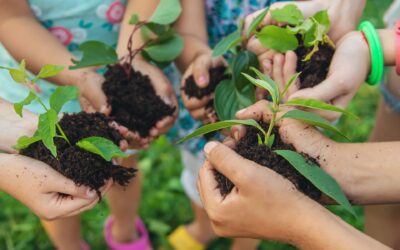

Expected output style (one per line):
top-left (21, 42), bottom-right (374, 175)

top-left (271, 4), bottom-right (304, 25)
top-left (13, 136), bottom-right (41, 150)
top-left (256, 26), bottom-right (298, 53)
top-left (69, 41), bottom-right (118, 69)
top-left (143, 34), bottom-right (183, 62)
top-left (49, 86), bottom-right (80, 114)
top-left (149, 0), bottom-right (182, 25)
top-left (14, 91), bottom-right (37, 117)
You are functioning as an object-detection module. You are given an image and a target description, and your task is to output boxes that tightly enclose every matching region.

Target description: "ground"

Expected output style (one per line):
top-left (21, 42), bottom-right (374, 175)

top-left (0, 0), bottom-right (394, 249)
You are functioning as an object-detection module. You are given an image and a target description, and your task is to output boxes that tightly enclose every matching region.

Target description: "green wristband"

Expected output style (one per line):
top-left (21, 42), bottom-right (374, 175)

top-left (358, 21), bottom-right (384, 85)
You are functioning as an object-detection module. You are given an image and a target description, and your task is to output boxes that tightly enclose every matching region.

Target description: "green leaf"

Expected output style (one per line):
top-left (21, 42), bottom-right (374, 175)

top-left (9, 69), bottom-right (27, 84)
top-left (69, 41), bottom-right (118, 69)
top-left (274, 150), bottom-right (355, 216)
top-left (214, 79), bottom-right (255, 120)
top-left (177, 119), bottom-right (265, 144)
top-left (49, 86), bottom-right (80, 114)
top-left (13, 136), bottom-right (41, 150)
top-left (143, 34), bottom-right (183, 62)
top-left (242, 72), bottom-right (278, 105)
top-left (282, 110), bottom-right (349, 140)
top-left (271, 4), bottom-right (304, 25)
top-left (14, 91), bottom-right (37, 117)
top-left (288, 18), bottom-right (314, 34)
top-left (267, 134), bottom-right (275, 147)
top-left (212, 30), bottom-right (241, 57)
top-left (76, 136), bottom-right (128, 161)
top-left (129, 14), bottom-right (140, 25)
top-left (304, 22), bottom-right (317, 47)
top-left (36, 65), bottom-right (64, 79)
top-left (256, 26), bottom-right (298, 53)
top-left (313, 10), bottom-right (330, 35)
top-left (37, 109), bottom-right (58, 157)
top-left (232, 51), bottom-right (259, 88)
top-left (284, 99), bottom-right (358, 119)
top-left (246, 8), bottom-right (269, 37)
top-left (281, 72), bottom-right (301, 96)
top-left (149, 0), bottom-right (182, 25)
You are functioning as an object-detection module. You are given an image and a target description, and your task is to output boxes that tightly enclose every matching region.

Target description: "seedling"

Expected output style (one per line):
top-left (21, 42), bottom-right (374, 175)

top-left (0, 60), bottom-right (127, 161)
top-left (178, 68), bottom-right (357, 216)
top-left (255, 4), bottom-right (334, 61)
top-left (69, 0), bottom-right (183, 73)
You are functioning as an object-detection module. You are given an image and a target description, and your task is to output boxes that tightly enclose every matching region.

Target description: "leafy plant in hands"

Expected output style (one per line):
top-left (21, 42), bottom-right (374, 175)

top-left (69, 0), bottom-right (183, 72)
top-left (178, 68), bottom-right (357, 216)
top-left (0, 60), bottom-right (127, 160)
top-left (256, 4), bottom-right (334, 61)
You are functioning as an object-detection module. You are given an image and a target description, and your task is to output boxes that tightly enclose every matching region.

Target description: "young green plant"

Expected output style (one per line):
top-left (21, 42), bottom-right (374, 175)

top-left (256, 4), bottom-right (334, 60)
top-left (0, 60), bottom-right (127, 161)
top-left (69, 0), bottom-right (183, 73)
top-left (178, 68), bottom-right (357, 216)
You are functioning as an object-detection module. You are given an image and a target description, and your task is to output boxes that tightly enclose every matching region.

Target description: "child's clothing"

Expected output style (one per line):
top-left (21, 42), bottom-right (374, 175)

top-left (168, 0), bottom-right (290, 207)
top-left (0, 0), bottom-right (126, 113)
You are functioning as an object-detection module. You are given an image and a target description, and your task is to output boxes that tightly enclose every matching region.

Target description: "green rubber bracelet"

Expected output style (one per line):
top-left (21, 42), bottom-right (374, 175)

top-left (358, 21), bottom-right (384, 85)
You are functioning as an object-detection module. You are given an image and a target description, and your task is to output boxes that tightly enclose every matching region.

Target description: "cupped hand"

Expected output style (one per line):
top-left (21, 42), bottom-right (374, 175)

top-left (132, 58), bottom-right (179, 141)
top-left (0, 154), bottom-right (113, 220)
top-left (181, 52), bottom-right (226, 123)
top-left (197, 139), bottom-right (324, 243)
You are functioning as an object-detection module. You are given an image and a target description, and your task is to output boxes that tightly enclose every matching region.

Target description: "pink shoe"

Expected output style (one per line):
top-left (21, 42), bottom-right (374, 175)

top-left (104, 216), bottom-right (151, 250)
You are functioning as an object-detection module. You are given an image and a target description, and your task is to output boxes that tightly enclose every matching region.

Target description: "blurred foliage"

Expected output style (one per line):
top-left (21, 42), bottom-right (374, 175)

top-left (0, 0), bottom-right (394, 249)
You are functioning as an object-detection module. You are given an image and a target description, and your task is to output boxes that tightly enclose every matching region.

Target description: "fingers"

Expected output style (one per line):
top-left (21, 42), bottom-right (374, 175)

top-left (272, 54), bottom-right (285, 92)
top-left (198, 161), bottom-right (223, 208)
top-left (235, 100), bottom-right (273, 122)
top-left (203, 142), bottom-right (261, 186)
top-left (47, 176), bottom-right (97, 200)
top-left (283, 51), bottom-right (299, 97)
top-left (193, 54), bottom-right (212, 88)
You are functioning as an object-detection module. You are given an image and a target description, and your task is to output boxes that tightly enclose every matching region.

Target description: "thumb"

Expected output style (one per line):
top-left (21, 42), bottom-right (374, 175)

top-left (203, 142), bottom-right (261, 187)
top-left (193, 55), bottom-right (211, 88)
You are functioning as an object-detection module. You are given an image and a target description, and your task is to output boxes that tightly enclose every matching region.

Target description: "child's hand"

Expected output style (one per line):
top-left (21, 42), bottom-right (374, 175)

top-left (0, 154), bottom-right (112, 220)
top-left (73, 70), bottom-right (111, 115)
top-left (288, 31), bottom-right (370, 121)
top-left (181, 52), bottom-right (226, 123)
top-left (129, 58), bottom-right (179, 144)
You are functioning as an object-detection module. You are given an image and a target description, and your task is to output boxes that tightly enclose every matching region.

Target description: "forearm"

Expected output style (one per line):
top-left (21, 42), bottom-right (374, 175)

top-left (293, 202), bottom-right (389, 250)
top-left (326, 141), bottom-right (400, 204)
top-left (0, 99), bottom-right (37, 152)
top-left (0, 1), bottom-right (92, 86)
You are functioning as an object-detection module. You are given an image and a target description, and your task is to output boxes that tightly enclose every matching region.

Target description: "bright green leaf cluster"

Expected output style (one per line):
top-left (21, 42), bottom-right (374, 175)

top-left (255, 5), bottom-right (333, 59)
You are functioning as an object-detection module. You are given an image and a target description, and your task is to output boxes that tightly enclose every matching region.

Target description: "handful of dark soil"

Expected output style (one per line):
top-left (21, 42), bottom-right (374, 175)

top-left (182, 66), bottom-right (228, 99)
top-left (295, 39), bottom-right (335, 89)
top-left (21, 112), bottom-right (136, 198)
top-left (214, 123), bottom-right (321, 201)
top-left (103, 64), bottom-right (176, 137)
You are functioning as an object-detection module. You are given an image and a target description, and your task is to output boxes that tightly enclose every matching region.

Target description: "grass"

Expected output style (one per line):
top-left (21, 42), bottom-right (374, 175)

top-left (0, 0), bottom-right (394, 249)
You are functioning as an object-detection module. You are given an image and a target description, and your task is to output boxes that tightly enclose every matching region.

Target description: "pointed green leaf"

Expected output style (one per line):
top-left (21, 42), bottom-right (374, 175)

top-left (177, 119), bottom-right (265, 144)
top-left (232, 51), bottom-right (259, 90)
top-left (37, 109), bottom-right (58, 157)
top-left (76, 136), bottom-right (128, 161)
top-left (282, 72), bottom-right (301, 97)
top-left (36, 64), bottom-right (64, 79)
top-left (267, 133), bottom-right (275, 147)
top-left (13, 136), bottom-right (41, 150)
top-left (14, 91), bottom-right (37, 117)
top-left (283, 99), bottom-right (358, 119)
top-left (242, 72), bottom-right (278, 104)
top-left (9, 69), bottom-right (27, 84)
top-left (149, 0), bottom-right (182, 25)
top-left (143, 34), bottom-right (183, 62)
top-left (129, 14), bottom-right (140, 25)
top-left (282, 110), bottom-right (349, 140)
top-left (313, 10), bottom-right (330, 35)
top-left (256, 26), bottom-right (298, 53)
top-left (275, 150), bottom-right (355, 216)
top-left (271, 4), bottom-right (304, 25)
top-left (214, 79), bottom-right (255, 120)
top-left (212, 30), bottom-right (241, 57)
top-left (246, 8), bottom-right (269, 37)
top-left (49, 86), bottom-right (80, 114)
top-left (69, 41), bottom-right (118, 69)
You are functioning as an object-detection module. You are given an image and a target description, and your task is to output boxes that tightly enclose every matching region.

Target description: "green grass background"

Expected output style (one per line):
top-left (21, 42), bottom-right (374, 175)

top-left (0, 0), bottom-right (394, 249)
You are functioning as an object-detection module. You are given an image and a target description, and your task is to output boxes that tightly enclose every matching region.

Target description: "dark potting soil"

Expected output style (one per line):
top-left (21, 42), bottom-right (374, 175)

top-left (103, 64), bottom-right (176, 137)
top-left (182, 66), bottom-right (228, 99)
top-left (21, 112), bottom-right (136, 198)
top-left (295, 42), bottom-right (335, 89)
top-left (214, 123), bottom-right (321, 200)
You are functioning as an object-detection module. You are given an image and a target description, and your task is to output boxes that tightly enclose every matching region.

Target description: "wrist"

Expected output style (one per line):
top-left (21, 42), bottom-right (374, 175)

top-left (378, 29), bottom-right (396, 66)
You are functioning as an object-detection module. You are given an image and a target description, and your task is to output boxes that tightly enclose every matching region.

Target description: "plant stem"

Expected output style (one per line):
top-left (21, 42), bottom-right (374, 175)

top-left (264, 99), bottom-right (279, 147)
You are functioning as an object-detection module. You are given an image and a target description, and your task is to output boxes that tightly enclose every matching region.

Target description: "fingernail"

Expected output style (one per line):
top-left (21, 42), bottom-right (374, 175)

top-left (233, 131), bottom-right (240, 141)
top-left (198, 76), bottom-right (207, 86)
top-left (204, 141), bottom-right (218, 155)
top-left (162, 96), bottom-right (172, 105)
top-left (236, 108), bottom-right (247, 116)
top-left (86, 189), bottom-right (96, 198)
top-left (100, 105), bottom-right (107, 113)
